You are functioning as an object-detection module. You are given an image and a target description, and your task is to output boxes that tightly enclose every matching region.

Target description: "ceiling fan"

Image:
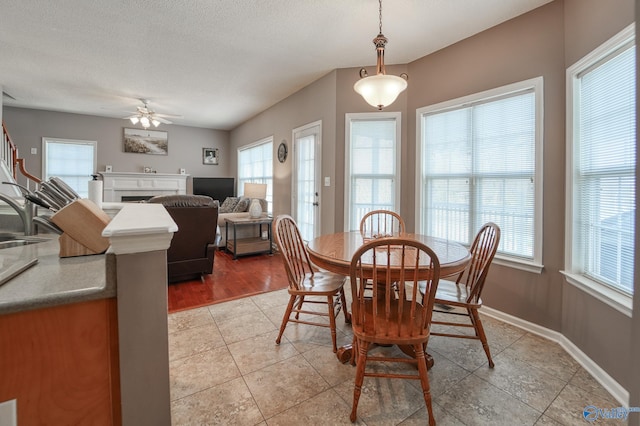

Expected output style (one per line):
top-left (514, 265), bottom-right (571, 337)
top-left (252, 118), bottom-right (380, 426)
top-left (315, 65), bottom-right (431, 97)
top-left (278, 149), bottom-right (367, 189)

top-left (123, 99), bottom-right (181, 129)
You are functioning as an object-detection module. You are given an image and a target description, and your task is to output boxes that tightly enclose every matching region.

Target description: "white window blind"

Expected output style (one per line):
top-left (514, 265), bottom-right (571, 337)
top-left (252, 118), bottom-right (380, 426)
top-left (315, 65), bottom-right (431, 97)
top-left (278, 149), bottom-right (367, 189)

top-left (571, 37), bottom-right (635, 294)
top-left (345, 113), bottom-right (401, 231)
top-left (42, 138), bottom-right (96, 198)
top-left (238, 138), bottom-right (273, 211)
top-left (419, 79), bottom-right (541, 263)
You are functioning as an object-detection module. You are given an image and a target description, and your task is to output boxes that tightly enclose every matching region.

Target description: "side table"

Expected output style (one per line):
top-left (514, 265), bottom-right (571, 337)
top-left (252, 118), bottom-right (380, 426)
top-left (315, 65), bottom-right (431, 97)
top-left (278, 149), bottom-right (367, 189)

top-left (225, 215), bottom-right (273, 259)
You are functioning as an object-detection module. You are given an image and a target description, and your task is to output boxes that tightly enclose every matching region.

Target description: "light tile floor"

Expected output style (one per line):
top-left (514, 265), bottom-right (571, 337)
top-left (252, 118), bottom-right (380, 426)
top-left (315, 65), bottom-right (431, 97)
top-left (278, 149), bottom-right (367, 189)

top-left (168, 287), bottom-right (621, 425)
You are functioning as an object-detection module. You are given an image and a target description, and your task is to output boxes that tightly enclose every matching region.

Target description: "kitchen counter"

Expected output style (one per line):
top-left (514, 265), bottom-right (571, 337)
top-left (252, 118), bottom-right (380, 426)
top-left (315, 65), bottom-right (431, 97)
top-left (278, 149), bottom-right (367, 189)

top-left (0, 238), bottom-right (113, 315)
top-left (1, 203), bottom-right (177, 425)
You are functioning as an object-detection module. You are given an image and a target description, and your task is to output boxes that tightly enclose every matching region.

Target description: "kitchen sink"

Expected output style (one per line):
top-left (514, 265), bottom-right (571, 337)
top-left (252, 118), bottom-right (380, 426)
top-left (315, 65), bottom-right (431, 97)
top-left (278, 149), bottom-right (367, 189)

top-left (0, 235), bottom-right (50, 249)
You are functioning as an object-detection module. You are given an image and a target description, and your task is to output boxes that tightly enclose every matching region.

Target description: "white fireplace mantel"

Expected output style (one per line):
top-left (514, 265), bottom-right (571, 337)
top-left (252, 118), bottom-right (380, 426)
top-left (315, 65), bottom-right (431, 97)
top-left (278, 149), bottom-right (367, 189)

top-left (99, 172), bottom-right (188, 202)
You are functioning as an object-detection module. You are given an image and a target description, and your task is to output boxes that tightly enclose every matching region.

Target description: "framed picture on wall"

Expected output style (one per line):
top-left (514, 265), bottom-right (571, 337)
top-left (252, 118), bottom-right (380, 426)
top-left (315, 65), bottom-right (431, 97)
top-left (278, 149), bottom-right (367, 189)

top-left (203, 148), bottom-right (219, 165)
top-left (123, 128), bottom-right (168, 155)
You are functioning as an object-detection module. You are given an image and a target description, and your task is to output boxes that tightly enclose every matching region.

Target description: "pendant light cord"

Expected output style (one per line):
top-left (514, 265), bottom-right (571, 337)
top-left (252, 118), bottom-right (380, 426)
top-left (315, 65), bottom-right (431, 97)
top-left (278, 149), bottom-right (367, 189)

top-left (378, 0), bottom-right (383, 34)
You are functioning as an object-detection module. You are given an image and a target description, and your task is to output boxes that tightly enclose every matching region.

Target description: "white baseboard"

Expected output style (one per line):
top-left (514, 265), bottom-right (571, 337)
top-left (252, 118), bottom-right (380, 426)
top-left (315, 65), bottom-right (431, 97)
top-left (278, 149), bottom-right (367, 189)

top-left (481, 306), bottom-right (629, 406)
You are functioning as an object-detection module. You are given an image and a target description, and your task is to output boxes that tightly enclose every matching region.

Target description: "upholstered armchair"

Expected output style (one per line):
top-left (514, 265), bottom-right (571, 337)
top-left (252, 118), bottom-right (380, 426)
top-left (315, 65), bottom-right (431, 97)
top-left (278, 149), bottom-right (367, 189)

top-left (148, 194), bottom-right (219, 283)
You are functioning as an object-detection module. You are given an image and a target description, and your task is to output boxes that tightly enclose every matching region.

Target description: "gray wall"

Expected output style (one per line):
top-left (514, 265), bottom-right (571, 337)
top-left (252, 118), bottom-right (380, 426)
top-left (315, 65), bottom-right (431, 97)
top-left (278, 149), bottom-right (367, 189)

top-left (3, 107), bottom-right (231, 193)
top-left (229, 0), bottom-right (638, 393)
top-left (229, 70), bottom-right (338, 233)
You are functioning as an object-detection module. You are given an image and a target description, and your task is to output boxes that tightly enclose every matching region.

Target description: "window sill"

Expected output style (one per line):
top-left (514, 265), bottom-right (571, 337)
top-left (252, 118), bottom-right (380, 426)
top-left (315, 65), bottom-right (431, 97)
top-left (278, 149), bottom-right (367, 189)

top-left (560, 271), bottom-right (632, 317)
top-left (493, 255), bottom-right (544, 274)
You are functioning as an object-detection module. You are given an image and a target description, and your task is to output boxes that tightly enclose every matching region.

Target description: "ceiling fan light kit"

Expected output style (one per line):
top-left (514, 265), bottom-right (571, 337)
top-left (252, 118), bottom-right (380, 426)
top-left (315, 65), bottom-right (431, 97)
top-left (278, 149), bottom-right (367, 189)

top-left (354, 0), bottom-right (408, 110)
top-left (124, 99), bottom-right (178, 129)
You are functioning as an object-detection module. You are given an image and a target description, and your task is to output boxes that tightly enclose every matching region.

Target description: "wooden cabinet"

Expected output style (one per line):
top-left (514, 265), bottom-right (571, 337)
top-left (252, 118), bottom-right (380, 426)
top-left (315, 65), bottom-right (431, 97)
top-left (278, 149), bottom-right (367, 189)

top-left (0, 298), bottom-right (121, 425)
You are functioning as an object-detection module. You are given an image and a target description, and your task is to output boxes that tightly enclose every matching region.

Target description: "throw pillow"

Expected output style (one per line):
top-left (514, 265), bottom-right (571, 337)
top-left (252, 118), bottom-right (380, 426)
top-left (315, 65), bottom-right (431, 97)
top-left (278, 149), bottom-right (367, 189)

top-left (219, 197), bottom-right (239, 213)
top-left (233, 197), bottom-right (251, 212)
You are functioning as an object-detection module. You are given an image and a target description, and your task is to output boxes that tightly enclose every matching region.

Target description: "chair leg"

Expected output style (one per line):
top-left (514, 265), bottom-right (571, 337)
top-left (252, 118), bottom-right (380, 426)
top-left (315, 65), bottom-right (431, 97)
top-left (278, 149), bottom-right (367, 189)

top-left (276, 295), bottom-right (296, 345)
top-left (414, 343), bottom-right (436, 426)
top-left (350, 339), bottom-right (369, 423)
top-left (339, 288), bottom-right (351, 323)
top-left (470, 308), bottom-right (494, 368)
top-left (327, 296), bottom-right (338, 353)
top-left (295, 295), bottom-right (305, 319)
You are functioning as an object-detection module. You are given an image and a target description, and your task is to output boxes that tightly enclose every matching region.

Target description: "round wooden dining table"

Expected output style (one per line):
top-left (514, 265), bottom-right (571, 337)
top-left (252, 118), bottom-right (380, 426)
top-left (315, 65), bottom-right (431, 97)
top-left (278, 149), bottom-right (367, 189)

top-left (306, 231), bottom-right (471, 365)
top-left (307, 231), bottom-right (471, 278)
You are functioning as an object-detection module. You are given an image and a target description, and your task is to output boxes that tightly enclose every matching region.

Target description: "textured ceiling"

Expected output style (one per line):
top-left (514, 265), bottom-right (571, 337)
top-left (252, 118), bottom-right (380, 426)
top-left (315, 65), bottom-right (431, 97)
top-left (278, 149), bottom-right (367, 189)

top-left (1, 0), bottom-right (552, 130)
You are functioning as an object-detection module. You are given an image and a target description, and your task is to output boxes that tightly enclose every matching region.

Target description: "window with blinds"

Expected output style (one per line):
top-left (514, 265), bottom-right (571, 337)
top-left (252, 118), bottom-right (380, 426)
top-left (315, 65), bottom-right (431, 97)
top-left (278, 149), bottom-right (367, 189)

top-left (238, 137), bottom-right (273, 211)
top-left (42, 138), bottom-right (97, 198)
top-left (417, 77), bottom-right (543, 266)
top-left (567, 24), bottom-right (635, 296)
top-left (345, 112), bottom-right (401, 231)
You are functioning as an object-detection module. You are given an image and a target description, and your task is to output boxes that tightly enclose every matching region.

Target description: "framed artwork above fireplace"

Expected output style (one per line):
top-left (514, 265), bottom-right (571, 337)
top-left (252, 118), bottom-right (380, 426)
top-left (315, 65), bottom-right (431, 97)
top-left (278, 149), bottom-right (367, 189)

top-left (123, 128), bottom-right (168, 155)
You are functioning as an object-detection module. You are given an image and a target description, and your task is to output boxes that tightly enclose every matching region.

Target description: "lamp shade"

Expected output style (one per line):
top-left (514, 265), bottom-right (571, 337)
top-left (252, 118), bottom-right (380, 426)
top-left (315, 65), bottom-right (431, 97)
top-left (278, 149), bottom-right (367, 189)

top-left (243, 182), bottom-right (267, 199)
top-left (353, 74), bottom-right (408, 110)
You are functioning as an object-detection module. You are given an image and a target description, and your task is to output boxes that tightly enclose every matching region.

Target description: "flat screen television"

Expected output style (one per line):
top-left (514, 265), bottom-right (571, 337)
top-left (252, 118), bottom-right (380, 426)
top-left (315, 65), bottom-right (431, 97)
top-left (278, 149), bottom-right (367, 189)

top-left (192, 177), bottom-right (235, 202)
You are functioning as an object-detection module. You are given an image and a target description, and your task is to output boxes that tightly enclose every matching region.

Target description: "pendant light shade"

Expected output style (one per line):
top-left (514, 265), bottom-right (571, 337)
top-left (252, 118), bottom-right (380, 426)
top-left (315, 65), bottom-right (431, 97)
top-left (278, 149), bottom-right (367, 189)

top-left (354, 73), bottom-right (407, 110)
top-left (354, 0), bottom-right (408, 110)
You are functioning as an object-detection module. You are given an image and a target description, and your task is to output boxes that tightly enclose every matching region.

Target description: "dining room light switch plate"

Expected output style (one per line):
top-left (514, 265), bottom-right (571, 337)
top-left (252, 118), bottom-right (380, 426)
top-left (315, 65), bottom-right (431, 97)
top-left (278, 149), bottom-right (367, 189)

top-left (324, 177), bottom-right (330, 187)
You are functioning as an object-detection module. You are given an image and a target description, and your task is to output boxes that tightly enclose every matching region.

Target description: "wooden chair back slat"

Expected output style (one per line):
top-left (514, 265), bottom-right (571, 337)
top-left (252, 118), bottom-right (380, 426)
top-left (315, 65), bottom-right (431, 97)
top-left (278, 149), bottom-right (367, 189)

top-left (350, 238), bottom-right (440, 343)
top-left (273, 215), bottom-right (313, 289)
top-left (458, 222), bottom-right (500, 303)
top-left (359, 210), bottom-right (406, 238)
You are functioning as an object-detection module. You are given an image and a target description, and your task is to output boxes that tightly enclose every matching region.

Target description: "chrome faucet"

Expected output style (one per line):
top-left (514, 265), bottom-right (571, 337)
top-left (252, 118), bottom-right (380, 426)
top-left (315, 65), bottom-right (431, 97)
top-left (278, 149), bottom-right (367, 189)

top-left (0, 182), bottom-right (35, 236)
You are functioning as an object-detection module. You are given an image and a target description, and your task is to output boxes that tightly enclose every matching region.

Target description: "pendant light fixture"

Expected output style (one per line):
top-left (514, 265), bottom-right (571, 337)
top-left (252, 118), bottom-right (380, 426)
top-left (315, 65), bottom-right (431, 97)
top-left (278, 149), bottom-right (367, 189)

top-left (354, 0), bottom-right (408, 110)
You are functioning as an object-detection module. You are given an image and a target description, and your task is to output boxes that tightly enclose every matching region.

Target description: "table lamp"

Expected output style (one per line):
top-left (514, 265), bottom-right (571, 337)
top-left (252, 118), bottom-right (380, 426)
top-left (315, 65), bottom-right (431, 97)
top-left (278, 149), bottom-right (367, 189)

top-left (244, 183), bottom-right (267, 218)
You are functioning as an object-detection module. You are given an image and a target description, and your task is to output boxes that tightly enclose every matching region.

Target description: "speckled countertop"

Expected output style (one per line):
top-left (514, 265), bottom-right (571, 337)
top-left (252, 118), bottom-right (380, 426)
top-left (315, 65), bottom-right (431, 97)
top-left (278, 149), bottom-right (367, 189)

top-left (0, 238), bottom-right (115, 315)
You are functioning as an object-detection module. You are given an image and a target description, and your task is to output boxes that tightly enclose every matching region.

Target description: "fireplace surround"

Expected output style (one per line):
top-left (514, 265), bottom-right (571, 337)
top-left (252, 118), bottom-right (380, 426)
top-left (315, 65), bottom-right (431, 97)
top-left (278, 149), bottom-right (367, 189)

top-left (99, 172), bottom-right (188, 202)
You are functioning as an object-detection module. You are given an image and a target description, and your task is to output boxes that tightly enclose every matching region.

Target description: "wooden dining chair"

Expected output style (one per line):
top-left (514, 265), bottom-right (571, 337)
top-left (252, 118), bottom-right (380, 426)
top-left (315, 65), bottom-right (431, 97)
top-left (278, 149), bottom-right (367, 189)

top-left (359, 209), bottom-right (405, 238)
top-left (273, 215), bottom-right (351, 353)
top-left (348, 237), bottom-right (440, 425)
top-left (424, 222), bottom-right (501, 368)
top-left (359, 210), bottom-right (406, 296)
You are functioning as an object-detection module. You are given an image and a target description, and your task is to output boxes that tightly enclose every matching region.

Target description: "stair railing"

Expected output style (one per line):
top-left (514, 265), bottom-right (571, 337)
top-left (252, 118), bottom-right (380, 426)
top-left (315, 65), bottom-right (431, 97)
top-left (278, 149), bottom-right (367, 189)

top-left (2, 121), bottom-right (42, 190)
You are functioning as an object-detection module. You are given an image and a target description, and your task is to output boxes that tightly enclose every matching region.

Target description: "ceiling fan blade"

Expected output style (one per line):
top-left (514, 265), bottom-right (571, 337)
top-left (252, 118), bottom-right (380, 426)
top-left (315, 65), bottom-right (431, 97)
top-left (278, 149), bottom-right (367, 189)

top-left (153, 116), bottom-right (173, 124)
top-left (154, 112), bottom-right (182, 118)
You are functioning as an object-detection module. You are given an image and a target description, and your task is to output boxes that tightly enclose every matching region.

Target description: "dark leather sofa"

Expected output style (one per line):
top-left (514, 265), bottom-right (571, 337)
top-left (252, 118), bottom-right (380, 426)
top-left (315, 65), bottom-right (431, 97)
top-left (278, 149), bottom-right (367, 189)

top-left (148, 194), bottom-right (219, 283)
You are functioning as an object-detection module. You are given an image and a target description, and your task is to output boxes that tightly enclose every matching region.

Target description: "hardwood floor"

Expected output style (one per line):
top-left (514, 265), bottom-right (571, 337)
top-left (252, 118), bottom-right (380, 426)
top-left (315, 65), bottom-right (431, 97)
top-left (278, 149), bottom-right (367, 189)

top-left (167, 249), bottom-right (288, 313)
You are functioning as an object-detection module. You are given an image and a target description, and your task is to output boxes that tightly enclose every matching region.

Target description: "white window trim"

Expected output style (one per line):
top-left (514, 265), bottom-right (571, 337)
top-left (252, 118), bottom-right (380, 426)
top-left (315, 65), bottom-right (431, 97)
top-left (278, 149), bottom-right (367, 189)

top-left (563, 23), bottom-right (635, 316)
top-left (415, 77), bottom-right (544, 273)
top-left (237, 135), bottom-right (273, 210)
top-left (344, 112), bottom-right (402, 231)
top-left (41, 137), bottom-right (97, 198)
top-left (237, 135), bottom-right (273, 163)
top-left (42, 137), bottom-right (97, 178)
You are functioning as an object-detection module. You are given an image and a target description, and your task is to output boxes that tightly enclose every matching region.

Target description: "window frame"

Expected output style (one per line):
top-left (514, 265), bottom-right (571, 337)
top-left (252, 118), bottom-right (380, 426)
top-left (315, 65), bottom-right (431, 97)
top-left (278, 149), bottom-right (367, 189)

top-left (41, 137), bottom-right (97, 198)
top-left (237, 136), bottom-right (274, 212)
top-left (416, 77), bottom-right (544, 273)
top-left (344, 112), bottom-right (402, 231)
top-left (563, 23), bottom-right (635, 317)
